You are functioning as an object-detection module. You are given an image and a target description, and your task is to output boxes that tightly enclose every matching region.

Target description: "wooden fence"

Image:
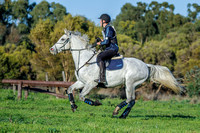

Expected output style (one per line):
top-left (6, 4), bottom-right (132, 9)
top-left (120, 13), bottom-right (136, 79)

top-left (2, 79), bottom-right (74, 100)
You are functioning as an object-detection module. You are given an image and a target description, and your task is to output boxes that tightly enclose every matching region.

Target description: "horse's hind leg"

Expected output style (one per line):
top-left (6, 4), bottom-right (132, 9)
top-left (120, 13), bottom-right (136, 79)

top-left (113, 100), bottom-right (128, 116)
top-left (119, 99), bottom-right (135, 118)
top-left (113, 78), bottom-right (136, 117)
top-left (119, 83), bottom-right (136, 119)
top-left (115, 74), bottom-right (147, 118)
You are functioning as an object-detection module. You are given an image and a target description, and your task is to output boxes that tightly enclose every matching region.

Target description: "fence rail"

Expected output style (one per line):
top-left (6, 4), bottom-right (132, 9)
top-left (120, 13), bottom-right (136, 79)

top-left (1, 79), bottom-right (74, 100)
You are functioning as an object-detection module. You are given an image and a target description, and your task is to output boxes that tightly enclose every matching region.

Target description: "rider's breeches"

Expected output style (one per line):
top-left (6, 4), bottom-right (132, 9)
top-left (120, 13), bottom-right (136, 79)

top-left (97, 50), bottom-right (117, 64)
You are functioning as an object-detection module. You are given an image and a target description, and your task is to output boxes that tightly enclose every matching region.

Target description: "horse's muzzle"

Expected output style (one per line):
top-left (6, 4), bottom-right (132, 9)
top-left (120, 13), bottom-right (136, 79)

top-left (49, 47), bottom-right (56, 55)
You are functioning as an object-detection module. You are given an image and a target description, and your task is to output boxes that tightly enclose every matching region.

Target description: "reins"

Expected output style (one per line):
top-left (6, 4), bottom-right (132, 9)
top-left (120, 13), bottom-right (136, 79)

top-left (76, 51), bottom-right (97, 76)
top-left (56, 32), bottom-right (97, 77)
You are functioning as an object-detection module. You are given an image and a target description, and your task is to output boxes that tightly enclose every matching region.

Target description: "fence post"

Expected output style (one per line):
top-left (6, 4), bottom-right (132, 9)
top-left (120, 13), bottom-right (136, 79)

top-left (56, 87), bottom-right (60, 99)
top-left (62, 71), bottom-right (67, 96)
top-left (13, 84), bottom-right (16, 95)
top-left (24, 87), bottom-right (29, 100)
top-left (18, 81), bottom-right (22, 100)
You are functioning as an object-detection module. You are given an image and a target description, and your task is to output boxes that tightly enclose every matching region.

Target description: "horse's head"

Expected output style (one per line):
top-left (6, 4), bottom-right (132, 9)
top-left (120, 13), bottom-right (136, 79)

top-left (50, 29), bottom-right (72, 55)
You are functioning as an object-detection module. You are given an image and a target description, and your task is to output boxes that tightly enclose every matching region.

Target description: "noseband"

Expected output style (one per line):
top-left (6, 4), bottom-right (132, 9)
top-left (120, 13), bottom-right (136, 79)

top-left (54, 33), bottom-right (96, 76)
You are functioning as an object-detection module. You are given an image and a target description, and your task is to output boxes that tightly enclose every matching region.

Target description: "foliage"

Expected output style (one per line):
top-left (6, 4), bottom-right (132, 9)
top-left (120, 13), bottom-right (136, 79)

top-left (113, 2), bottom-right (195, 43)
top-left (187, 3), bottom-right (200, 22)
top-left (0, 23), bottom-right (6, 45)
top-left (0, 0), bottom-right (12, 24)
top-left (117, 34), bottom-right (140, 57)
top-left (30, 1), bottom-right (67, 27)
top-left (0, 89), bottom-right (200, 132)
top-left (185, 66), bottom-right (200, 97)
top-left (5, 24), bottom-right (21, 44)
top-left (0, 42), bottom-right (35, 80)
top-left (175, 36), bottom-right (200, 76)
top-left (29, 19), bottom-right (62, 81)
top-left (12, 0), bottom-right (29, 24)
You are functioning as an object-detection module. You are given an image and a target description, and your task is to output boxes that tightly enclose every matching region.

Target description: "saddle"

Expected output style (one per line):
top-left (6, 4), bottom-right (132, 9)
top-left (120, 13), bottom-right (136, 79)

top-left (98, 53), bottom-right (124, 71)
top-left (111, 54), bottom-right (123, 60)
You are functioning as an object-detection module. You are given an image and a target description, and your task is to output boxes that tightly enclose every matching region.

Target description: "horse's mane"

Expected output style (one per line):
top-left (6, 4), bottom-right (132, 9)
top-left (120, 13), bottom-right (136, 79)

top-left (72, 31), bottom-right (89, 44)
top-left (71, 31), bottom-right (95, 50)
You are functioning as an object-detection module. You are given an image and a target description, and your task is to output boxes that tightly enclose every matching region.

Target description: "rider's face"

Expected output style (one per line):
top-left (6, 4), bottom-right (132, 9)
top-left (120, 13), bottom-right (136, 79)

top-left (100, 19), bottom-right (103, 27)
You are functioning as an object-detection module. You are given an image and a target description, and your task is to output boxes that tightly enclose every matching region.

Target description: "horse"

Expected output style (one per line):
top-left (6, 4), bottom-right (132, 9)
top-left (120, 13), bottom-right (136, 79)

top-left (49, 29), bottom-right (184, 119)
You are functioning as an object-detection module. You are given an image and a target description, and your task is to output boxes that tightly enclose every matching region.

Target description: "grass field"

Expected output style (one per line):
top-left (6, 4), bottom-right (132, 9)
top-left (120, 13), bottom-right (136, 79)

top-left (0, 89), bottom-right (200, 133)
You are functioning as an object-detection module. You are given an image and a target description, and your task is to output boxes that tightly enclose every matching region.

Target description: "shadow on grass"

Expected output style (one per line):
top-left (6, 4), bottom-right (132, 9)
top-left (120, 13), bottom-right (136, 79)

top-left (110, 114), bottom-right (197, 119)
top-left (129, 114), bottom-right (196, 119)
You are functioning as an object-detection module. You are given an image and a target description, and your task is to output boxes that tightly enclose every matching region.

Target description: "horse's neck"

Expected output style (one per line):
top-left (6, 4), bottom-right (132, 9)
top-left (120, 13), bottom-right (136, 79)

top-left (70, 36), bottom-right (95, 70)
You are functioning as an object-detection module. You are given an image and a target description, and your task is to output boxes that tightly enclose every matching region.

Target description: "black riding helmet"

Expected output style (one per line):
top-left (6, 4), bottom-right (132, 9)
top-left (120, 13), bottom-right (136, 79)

top-left (98, 14), bottom-right (111, 23)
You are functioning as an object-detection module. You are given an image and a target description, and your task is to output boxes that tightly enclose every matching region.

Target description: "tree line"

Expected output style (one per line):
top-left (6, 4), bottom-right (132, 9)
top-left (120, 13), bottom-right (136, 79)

top-left (0, 0), bottom-right (199, 96)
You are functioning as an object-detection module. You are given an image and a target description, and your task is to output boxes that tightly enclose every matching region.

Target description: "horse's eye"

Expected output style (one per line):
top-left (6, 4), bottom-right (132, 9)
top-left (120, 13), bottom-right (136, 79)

top-left (61, 38), bottom-right (65, 41)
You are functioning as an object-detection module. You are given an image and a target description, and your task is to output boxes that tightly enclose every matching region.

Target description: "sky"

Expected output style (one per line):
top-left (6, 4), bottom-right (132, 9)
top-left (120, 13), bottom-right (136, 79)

top-left (29, 0), bottom-right (200, 25)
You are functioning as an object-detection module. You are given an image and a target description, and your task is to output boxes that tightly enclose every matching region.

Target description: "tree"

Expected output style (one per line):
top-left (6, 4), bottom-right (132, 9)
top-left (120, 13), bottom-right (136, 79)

top-left (172, 14), bottom-right (185, 27)
top-left (0, 0), bottom-right (12, 24)
top-left (11, 0), bottom-right (36, 33)
top-left (0, 43), bottom-right (35, 80)
top-left (29, 19), bottom-right (62, 80)
top-left (30, 1), bottom-right (51, 26)
top-left (194, 19), bottom-right (200, 32)
top-left (188, 3), bottom-right (200, 22)
top-left (0, 23), bottom-right (6, 45)
top-left (116, 20), bottom-right (136, 39)
top-left (30, 1), bottom-right (67, 27)
top-left (144, 11), bottom-right (158, 41)
top-left (50, 2), bottom-right (67, 21)
top-left (134, 20), bottom-right (146, 44)
top-left (117, 34), bottom-right (139, 57)
top-left (175, 38), bottom-right (200, 76)
top-left (12, 0), bottom-right (29, 24)
top-left (6, 24), bottom-right (21, 44)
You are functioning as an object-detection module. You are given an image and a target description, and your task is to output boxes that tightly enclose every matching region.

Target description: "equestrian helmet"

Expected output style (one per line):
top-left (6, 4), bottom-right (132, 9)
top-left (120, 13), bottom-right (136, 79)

top-left (98, 14), bottom-right (111, 23)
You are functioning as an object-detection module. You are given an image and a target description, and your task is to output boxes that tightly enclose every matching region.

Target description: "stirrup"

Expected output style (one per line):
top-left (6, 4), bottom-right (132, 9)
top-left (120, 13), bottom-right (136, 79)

top-left (94, 79), bottom-right (106, 84)
top-left (94, 79), bottom-right (100, 83)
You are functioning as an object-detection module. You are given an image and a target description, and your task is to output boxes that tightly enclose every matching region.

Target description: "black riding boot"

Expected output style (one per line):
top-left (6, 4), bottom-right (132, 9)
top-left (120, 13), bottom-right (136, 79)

top-left (99, 61), bottom-right (106, 83)
top-left (94, 61), bottom-right (106, 84)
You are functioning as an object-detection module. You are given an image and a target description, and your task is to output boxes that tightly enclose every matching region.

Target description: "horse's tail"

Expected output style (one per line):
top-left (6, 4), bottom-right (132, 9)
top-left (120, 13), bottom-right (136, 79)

top-left (147, 64), bottom-right (184, 94)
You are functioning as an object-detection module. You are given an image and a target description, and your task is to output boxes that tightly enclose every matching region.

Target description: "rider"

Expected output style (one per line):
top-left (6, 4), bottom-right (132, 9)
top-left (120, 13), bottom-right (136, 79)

top-left (95, 14), bottom-right (119, 84)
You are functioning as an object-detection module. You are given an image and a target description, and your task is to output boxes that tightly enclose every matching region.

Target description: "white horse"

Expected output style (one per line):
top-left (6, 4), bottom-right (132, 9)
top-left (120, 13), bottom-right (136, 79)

top-left (49, 29), bottom-right (184, 119)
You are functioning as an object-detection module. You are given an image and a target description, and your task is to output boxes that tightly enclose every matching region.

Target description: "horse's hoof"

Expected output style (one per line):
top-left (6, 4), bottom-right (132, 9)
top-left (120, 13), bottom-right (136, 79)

top-left (71, 104), bottom-right (78, 112)
top-left (94, 100), bottom-right (102, 106)
top-left (112, 111), bottom-right (119, 116)
top-left (112, 106), bottom-right (120, 116)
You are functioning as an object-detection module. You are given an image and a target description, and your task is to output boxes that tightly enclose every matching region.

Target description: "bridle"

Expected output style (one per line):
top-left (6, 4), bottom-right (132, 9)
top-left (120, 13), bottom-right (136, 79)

top-left (54, 33), bottom-right (97, 76)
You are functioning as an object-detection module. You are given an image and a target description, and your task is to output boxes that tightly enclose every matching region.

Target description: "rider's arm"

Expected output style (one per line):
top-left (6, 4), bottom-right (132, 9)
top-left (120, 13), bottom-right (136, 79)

top-left (100, 27), bottom-right (114, 46)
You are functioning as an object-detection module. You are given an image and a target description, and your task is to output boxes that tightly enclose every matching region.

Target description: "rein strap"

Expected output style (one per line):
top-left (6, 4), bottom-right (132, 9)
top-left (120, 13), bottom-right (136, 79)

top-left (76, 52), bottom-right (97, 76)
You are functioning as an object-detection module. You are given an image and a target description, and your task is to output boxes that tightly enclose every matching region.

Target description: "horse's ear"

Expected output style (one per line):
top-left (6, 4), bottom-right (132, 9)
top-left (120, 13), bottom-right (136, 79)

top-left (64, 28), bottom-right (68, 34)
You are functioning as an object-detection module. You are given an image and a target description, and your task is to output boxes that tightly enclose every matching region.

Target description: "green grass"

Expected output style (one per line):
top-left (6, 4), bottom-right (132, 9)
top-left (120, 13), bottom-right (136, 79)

top-left (0, 89), bottom-right (200, 133)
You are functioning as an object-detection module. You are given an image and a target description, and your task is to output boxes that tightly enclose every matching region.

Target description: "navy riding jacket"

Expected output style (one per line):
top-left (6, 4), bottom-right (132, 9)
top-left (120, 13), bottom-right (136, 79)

top-left (100, 24), bottom-right (119, 52)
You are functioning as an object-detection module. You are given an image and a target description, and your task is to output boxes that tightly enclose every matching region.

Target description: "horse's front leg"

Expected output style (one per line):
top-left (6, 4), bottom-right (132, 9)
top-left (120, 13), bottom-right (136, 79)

top-left (79, 82), bottom-right (102, 106)
top-left (67, 81), bottom-right (84, 112)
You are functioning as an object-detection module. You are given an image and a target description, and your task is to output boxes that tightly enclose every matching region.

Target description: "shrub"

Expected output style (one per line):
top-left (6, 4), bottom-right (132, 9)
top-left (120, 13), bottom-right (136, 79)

top-left (185, 66), bottom-right (200, 97)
